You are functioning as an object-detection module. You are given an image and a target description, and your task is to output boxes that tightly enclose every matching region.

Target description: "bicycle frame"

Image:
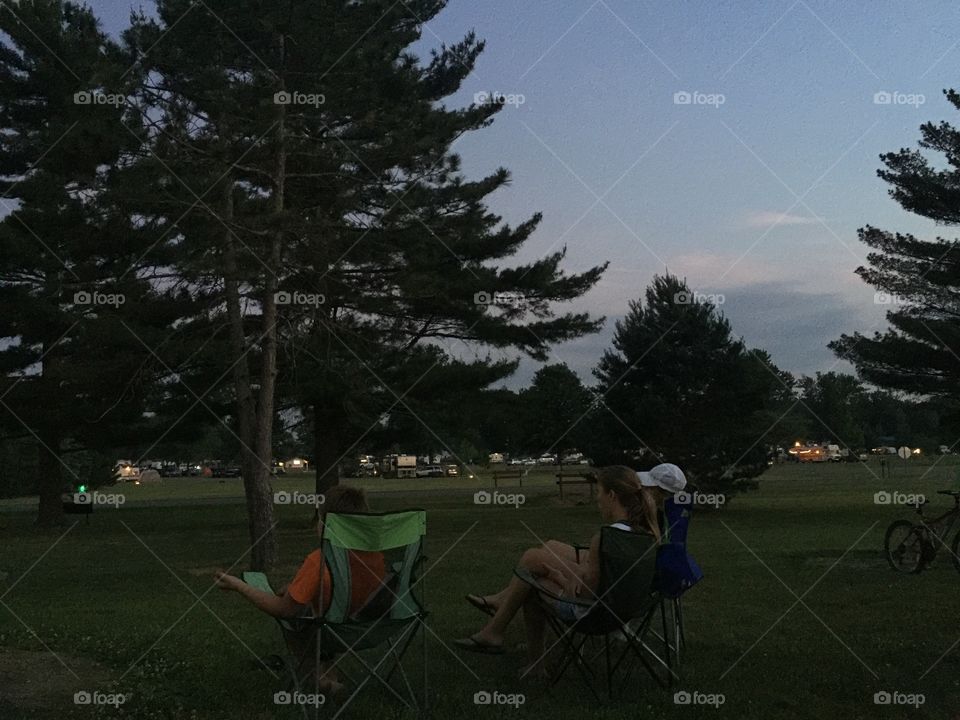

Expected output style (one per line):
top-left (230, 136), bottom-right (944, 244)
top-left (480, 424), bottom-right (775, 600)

top-left (914, 501), bottom-right (960, 552)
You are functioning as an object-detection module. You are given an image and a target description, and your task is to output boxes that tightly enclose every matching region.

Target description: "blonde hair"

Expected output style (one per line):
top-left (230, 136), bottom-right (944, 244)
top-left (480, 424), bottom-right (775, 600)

top-left (594, 465), bottom-right (661, 541)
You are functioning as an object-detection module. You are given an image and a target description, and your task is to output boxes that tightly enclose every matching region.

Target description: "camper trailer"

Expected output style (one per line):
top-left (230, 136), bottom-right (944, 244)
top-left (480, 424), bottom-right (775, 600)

top-left (381, 454), bottom-right (418, 479)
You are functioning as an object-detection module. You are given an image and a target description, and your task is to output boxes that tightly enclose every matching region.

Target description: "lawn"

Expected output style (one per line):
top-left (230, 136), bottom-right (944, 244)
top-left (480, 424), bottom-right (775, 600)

top-left (0, 460), bottom-right (958, 719)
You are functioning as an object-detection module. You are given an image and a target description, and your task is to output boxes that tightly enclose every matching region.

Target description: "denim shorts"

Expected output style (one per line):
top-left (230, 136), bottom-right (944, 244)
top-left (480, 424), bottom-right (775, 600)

top-left (552, 598), bottom-right (584, 622)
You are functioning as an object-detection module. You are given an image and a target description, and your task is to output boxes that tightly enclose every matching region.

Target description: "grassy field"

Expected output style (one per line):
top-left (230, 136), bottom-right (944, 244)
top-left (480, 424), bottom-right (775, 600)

top-left (1, 460), bottom-right (959, 719)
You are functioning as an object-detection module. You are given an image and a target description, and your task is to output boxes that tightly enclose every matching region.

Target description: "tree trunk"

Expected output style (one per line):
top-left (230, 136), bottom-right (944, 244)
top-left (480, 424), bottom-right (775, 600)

top-left (222, 180), bottom-right (278, 571)
top-left (35, 422), bottom-right (64, 527)
top-left (35, 323), bottom-right (65, 527)
top-left (314, 403), bottom-right (343, 495)
top-left (243, 32), bottom-right (289, 570)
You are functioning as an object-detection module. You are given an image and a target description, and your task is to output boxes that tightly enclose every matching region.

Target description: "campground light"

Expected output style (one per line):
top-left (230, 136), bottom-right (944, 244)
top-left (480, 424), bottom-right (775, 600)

top-left (77, 484), bottom-right (87, 493)
top-left (794, 441), bottom-right (801, 447)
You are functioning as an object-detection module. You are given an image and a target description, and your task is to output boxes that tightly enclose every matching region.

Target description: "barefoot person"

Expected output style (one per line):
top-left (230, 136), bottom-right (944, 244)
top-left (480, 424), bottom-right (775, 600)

top-left (454, 465), bottom-right (673, 674)
top-left (213, 485), bottom-right (386, 693)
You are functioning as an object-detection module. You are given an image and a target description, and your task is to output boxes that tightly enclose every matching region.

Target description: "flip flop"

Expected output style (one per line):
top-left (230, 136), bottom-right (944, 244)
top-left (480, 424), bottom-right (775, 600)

top-left (453, 636), bottom-right (505, 655)
top-left (465, 594), bottom-right (496, 617)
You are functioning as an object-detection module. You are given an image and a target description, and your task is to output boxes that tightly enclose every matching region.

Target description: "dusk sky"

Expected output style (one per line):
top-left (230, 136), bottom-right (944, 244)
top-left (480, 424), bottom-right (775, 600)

top-left (88, 0), bottom-right (960, 386)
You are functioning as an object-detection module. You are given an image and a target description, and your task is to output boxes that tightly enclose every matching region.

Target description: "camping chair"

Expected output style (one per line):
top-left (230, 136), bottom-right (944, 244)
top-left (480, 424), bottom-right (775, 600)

top-left (516, 526), bottom-right (676, 702)
top-left (653, 497), bottom-right (703, 671)
top-left (244, 509), bottom-right (427, 717)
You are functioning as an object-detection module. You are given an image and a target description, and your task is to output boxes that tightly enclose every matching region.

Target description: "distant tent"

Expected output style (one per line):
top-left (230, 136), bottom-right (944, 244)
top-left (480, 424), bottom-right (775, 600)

top-left (139, 469), bottom-right (162, 483)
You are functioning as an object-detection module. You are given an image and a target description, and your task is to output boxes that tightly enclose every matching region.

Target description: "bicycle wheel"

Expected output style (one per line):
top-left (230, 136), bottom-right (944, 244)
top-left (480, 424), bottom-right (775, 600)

top-left (952, 530), bottom-right (960, 573)
top-left (884, 520), bottom-right (926, 573)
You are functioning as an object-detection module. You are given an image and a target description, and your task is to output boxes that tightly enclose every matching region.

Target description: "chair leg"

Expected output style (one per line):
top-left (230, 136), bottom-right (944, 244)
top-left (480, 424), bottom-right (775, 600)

top-left (673, 598), bottom-right (683, 665)
top-left (660, 599), bottom-right (673, 677)
top-left (604, 634), bottom-right (612, 701)
top-left (676, 597), bottom-right (687, 649)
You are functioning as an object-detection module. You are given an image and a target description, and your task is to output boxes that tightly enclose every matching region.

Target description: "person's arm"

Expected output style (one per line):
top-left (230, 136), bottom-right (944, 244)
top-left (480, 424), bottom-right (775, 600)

top-left (577, 533), bottom-right (602, 598)
top-left (543, 532), bottom-right (600, 598)
top-left (213, 570), bottom-right (304, 619)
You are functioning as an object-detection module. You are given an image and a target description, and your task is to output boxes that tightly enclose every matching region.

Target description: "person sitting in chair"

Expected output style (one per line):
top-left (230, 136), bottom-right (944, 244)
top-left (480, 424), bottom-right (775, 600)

top-left (213, 484), bottom-right (386, 692)
top-left (453, 465), bottom-right (669, 676)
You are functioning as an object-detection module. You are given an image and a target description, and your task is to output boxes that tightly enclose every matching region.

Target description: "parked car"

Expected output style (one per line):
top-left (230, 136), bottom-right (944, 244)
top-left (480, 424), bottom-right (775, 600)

top-left (445, 464), bottom-right (459, 477)
top-left (210, 465), bottom-right (241, 478)
top-left (415, 464), bottom-right (444, 478)
top-left (159, 463), bottom-right (181, 478)
top-left (537, 454), bottom-right (556, 465)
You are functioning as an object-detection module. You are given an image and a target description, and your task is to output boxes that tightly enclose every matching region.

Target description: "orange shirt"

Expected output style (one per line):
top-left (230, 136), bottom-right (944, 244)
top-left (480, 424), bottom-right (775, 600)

top-left (287, 549), bottom-right (386, 616)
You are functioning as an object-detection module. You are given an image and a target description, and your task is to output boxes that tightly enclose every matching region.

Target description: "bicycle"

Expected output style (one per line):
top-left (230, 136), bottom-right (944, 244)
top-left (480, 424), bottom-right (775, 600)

top-left (884, 490), bottom-right (960, 574)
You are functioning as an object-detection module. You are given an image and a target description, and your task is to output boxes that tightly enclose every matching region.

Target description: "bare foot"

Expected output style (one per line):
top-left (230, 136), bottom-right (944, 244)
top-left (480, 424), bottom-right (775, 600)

top-left (313, 675), bottom-right (345, 696)
top-left (518, 661), bottom-right (552, 681)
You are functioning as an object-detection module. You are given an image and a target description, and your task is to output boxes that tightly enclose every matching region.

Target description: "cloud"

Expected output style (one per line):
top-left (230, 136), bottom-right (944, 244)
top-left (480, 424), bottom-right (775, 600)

top-left (743, 210), bottom-right (821, 228)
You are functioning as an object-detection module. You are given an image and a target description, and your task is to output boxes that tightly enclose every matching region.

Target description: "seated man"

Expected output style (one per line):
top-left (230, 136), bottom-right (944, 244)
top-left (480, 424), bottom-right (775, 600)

top-left (214, 485), bottom-right (386, 692)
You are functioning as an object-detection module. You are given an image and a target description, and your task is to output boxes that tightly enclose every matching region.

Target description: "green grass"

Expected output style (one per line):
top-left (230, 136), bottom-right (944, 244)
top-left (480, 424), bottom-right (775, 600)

top-left (1, 461), bottom-right (959, 719)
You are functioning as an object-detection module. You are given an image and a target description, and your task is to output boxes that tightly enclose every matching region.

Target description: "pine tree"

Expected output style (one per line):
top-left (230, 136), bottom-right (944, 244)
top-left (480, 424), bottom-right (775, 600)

top-left (831, 90), bottom-right (960, 401)
top-left (124, 0), bottom-right (606, 568)
top-left (591, 274), bottom-right (786, 495)
top-left (0, 0), bottom-right (179, 525)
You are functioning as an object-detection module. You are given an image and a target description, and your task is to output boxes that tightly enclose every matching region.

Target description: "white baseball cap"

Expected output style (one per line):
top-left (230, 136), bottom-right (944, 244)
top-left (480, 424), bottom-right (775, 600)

top-left (636, 463), bottom-right (687, 493)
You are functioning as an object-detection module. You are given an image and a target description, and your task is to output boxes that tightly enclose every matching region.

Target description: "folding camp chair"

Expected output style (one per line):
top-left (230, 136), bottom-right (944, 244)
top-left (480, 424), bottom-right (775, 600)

top-left (654, 497), bottom-right (703, 671)
top-left (516, 526), bottom-right (677, 702)
top-left (245, 509), bottom-right (427, 718)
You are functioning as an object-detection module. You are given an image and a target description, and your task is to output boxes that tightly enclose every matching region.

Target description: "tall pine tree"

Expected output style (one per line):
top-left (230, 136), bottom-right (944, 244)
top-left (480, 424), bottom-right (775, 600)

top-left (832, 90), bottom-right (960, 402)
top-left (124, 0), bottom-right (606, 568)
top-left (591, 274), bottom-right (787, 495)
top-left (0, 0), bottom-right (180, 526)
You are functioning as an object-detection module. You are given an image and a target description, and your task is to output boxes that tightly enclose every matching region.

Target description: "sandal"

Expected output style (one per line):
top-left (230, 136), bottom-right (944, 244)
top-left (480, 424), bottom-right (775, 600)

top-left (465, 594), bottom-right (497, 617)
top-left (452, 635), bottom-right (505, 655)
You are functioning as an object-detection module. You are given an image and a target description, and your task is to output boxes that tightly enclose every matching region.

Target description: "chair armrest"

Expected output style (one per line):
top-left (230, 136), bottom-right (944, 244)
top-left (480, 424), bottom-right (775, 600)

top-left (513, 567), bottom-right (593, 607)
top-left (241, 571), bottom-right (273, 593)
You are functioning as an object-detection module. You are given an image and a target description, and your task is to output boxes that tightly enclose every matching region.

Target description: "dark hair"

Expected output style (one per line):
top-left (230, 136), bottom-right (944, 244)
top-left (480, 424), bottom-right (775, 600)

top-left (593, 465), bottom-right (660, 540)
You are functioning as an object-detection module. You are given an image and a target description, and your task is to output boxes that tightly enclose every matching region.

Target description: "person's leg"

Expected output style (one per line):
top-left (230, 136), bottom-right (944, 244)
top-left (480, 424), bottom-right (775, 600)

top-left (315, 659), bottom-right (344, 695)
top-left (474, 541), bottom-right (580, 610)
top-left (520, 596), bottom-right (550, 678)
top-left (469, 547), bottom-right (561, 647)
